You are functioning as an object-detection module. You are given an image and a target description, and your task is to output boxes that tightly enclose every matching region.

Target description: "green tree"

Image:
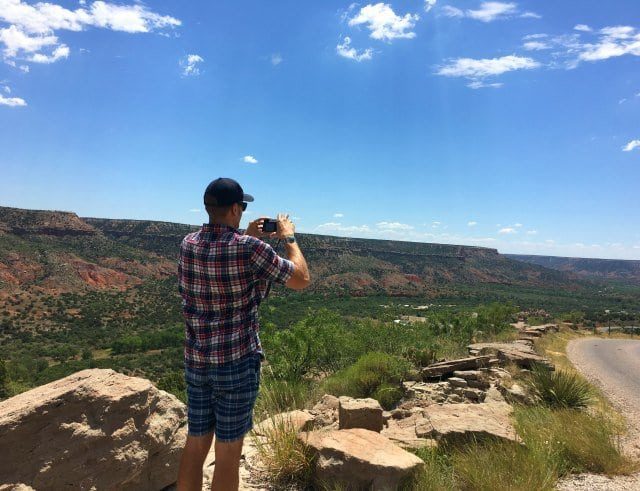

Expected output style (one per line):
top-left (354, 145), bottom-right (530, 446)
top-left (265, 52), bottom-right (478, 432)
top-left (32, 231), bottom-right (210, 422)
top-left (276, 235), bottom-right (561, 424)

top-left (0, 358), bottom-right (9, 399)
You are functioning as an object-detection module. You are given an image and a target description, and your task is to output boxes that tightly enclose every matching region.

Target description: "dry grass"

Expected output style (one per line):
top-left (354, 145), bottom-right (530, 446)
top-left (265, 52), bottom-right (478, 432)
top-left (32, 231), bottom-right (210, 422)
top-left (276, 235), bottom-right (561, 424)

top-left (252, 415), bottom-right (315, 488)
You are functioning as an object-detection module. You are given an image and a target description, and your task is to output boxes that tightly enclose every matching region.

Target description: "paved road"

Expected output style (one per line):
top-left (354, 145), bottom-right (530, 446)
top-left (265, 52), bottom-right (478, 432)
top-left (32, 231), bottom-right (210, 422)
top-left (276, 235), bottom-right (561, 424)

top-left (557, 338), bottom-right (640, 490)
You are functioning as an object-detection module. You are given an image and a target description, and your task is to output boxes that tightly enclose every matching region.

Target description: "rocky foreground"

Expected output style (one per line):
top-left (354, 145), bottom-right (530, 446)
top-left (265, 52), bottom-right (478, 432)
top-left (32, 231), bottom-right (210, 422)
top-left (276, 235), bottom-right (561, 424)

top-left (0, 324), bottom-right (558, 490)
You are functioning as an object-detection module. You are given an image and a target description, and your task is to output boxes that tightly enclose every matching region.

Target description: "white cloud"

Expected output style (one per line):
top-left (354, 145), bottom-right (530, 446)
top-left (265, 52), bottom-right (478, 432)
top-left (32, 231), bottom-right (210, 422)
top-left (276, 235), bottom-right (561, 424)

top-left (333, 213), bottom-right (344, 218)
top-left (467, 80), bottom-right (503, 89)
top-left (526, 230), bottom-right (538, 235)
top-left (425, 0), bottom-right (437, 12)
top-left (189, 208), bottom-right (201, 213)
top-left (0, 92), bottom-right (26, 106)
top-left (376, 221), bottom-right (414, 230)
top-left (180, 54), bottom-right (203, 77)
top-left (574, 24), bottom-right (592, 32)
top-left (523, 33), bottom-right (547, 40)
top-left (243, 155), bottom-right (259, 164)
top-left (443, 2), bottom-right (538, 22)
top-left (315, 222), bottom-right (372, 234)
top-left (498, 227), bottom-right (517, 234)
top-left (270, 53), bottom-right (282, 66)
top-left (0, 0), bottom-right (180, 66)
top-left (623, 140), bottom-right (640, 152)
top-left (579, 26), bottom-right (640, 62)
top-left (514, 223), bottom-right (523, 227)
top-left (468, 221), bottom-right (477, 226)
top-left (348, 3), bottom-right (419, 41)
top-left (467, 2), bottom-right (517, 22)
top-left (441, 5), bottom-right (464, 18)
top-left (2, 85), bottom-right (9, 93)
top-left (336, 36), bottom-right (373, 61)
top-left (523, 41), bottom-right (550, 51)
top-left (437, 55), bottom-right (540, 80)
top-left (30, 43), bottom-right (68, 63)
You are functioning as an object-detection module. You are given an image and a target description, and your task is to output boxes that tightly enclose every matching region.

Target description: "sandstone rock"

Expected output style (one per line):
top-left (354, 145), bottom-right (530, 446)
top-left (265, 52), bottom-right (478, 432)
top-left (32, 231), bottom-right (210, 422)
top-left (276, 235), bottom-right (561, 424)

top-left (467, 379), bottom-right (490, 390)
top-left (301, 428), bottom-right (424, 490)
top-left (452, 370), bottom-right (482, 380)
top-left (254, 410), bottom-right (315, 436)
top-left (463, 388), bottom-right (486, 402)
top-left (339, 397), bottom-right (384, 432)
top-left (447, 377), bottom-right (468, 388)
top-left (381, 414), bottom-right (437, 450)
top-left (467, 342), bottom-right (554, 370)
top-left (415, 402), bottom-right (517, 444)
top-left (498, 382), bottom-right (535, 405)
top-left (421, 356), bottom-right (492, 379)
top-left (0, 369), bottom-right (186, 491)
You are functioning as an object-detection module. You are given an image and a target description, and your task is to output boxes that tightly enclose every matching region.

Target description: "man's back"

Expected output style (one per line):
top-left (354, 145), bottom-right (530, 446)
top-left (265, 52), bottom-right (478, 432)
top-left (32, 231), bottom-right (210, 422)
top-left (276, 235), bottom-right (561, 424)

top-left (178, 223), bottom-right (294, 367)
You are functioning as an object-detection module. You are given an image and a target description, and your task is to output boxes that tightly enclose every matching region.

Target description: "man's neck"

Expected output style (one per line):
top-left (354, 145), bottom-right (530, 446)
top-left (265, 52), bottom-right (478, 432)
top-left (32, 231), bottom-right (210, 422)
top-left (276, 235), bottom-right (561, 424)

top-left (209, 219), bottom-right (237, 229)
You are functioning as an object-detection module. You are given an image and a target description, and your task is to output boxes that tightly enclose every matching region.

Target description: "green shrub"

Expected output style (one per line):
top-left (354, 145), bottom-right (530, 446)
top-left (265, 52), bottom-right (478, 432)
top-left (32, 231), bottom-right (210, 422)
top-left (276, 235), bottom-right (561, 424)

top-left (401, 446), bottom-right (456, 491)
top-left (322, 352), bottom-right (409, 409)
top-left (527, 365), bottom-right (592, 409)
top-left (254, 376), bottom-right (314, 421)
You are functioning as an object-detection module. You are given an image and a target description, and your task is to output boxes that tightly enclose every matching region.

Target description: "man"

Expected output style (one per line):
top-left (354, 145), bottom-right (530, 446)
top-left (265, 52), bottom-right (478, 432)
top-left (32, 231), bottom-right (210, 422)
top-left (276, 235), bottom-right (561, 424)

top-left (176, 178), bottom-right (310, 491)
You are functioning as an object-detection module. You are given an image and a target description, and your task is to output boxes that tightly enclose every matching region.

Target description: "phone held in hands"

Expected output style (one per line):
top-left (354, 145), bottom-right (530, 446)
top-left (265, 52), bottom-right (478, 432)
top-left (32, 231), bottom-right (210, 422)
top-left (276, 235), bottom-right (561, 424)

top-left (262, 218), bottom-right (278, 233)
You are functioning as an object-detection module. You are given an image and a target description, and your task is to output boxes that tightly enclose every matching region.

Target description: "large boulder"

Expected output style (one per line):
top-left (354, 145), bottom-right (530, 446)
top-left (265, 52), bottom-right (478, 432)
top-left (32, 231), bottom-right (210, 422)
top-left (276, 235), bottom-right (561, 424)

top-left (415, 402), bottom-right (518, 445)
top-left (0, 369), bottom-right (186, 491)
top-left (301, 428), bottom-right (424, 490)
top-left (338, 397), bottom-right (384, 432)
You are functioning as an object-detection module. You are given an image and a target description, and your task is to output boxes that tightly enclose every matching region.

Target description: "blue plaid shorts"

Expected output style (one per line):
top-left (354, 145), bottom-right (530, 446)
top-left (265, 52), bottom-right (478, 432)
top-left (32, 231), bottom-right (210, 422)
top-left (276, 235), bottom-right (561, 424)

top-left (185, 352), bottom-right (261, 441)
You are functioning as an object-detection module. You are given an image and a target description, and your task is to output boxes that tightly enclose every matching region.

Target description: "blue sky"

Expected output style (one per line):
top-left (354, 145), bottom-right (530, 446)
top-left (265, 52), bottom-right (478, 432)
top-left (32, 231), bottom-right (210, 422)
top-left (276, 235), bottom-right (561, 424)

top-left (0, 0), bottom-right (639, 259)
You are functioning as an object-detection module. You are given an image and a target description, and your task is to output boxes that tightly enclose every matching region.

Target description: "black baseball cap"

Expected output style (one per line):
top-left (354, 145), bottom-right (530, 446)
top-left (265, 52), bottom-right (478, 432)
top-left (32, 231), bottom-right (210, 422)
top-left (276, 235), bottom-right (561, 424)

top-left (204, 178), bottom-right (254, 206)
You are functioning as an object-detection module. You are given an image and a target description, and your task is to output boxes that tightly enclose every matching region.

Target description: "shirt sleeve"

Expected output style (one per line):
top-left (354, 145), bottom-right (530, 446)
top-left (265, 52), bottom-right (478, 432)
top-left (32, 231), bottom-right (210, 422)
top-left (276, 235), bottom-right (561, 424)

top-left (250, 239), bottom-right (295, 284)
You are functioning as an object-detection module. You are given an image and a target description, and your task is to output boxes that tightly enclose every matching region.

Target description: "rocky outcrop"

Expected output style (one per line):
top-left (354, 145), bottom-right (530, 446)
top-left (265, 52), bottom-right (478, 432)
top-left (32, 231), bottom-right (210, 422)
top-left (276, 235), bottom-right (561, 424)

top-left (467, 341), bottom-right (554, 370)
top-left (0, 369), bottom-right (186, 491)
top-left (301, 428), bottom-right (424, 490)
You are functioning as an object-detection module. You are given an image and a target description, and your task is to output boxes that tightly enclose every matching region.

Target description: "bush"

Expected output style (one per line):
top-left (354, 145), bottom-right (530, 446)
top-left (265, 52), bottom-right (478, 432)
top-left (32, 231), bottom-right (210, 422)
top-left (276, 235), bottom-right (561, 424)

top-left (401, 446), bottom-right (456, 491)
top-left (254, 376), bottom-right (314, 421)
top-left (322, 352), bottom-right (409, 409)
top-left (527, 365), bottom-right (592, 409)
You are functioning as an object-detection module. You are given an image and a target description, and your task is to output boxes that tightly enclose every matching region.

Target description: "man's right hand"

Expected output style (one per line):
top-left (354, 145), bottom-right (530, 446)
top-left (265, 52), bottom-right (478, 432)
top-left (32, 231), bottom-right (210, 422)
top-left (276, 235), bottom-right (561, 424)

top-left (276, 213), bottom-right (295, 239)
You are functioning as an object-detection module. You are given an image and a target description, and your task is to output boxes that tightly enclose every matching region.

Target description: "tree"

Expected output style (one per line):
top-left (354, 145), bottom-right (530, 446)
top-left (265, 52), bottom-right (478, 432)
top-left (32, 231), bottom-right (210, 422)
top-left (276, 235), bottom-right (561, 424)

top-left (0, 358), bottom-right (9, 399)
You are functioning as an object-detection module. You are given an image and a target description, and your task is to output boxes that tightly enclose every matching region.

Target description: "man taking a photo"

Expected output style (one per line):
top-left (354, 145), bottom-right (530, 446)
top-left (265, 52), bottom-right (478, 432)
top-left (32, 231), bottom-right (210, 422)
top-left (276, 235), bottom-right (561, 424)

top-left (176, 178), bottom-right (311, 491)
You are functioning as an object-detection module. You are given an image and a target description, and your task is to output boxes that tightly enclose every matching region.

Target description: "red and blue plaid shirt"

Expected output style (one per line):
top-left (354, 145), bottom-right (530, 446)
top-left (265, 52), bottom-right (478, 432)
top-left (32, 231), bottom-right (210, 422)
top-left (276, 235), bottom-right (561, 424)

top-left (178, 223), bottom-right (294, 367)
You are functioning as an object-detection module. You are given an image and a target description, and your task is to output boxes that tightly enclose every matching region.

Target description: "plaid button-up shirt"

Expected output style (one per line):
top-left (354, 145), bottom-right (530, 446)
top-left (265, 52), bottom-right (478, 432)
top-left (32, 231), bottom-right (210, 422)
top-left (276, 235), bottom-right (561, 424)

top-left (178, 223), bottom-right (294, 367)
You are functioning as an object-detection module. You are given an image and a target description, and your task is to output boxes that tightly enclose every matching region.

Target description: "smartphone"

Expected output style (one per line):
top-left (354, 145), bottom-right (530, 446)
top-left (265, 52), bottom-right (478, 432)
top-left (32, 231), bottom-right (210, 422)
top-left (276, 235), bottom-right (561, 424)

top-left (262, 219), bottom-right (278, 233)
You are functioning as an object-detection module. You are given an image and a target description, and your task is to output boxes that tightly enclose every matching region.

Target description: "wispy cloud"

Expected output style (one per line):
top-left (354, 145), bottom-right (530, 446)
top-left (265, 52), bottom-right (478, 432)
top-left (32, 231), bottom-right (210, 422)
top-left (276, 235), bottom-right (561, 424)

top-left (579, 26), bottom-right (640, 62)
top-left (442, 2), bottom-right (539, 23)
top-left (243, 155), bottom-right (259, 164)
top-left (498, 227), bottom-right (517, 234)
top-left (468, 80), bottom-right (503, 89)
top-left (574, 24), bottom-right (592, 32)
top-left (526, 230), bottom-right (538, 235)
top-left (348, 3), bottom-right (419, 41)
top-left (623, 140), bottom-right (640, 152)
top-left (468, 221), bottom-right (477, 227)
top-left (333, 213), bottom-right (344, 218)
top-left (437, 55), bottom-right (540, 87)
top-left (336, 36), bottom-right (373, 61)
top-left (376, 221), bottom-right (414, 230)
top-left (0, 92), bottom-right (26, 106)
top-left (189, 208), bottom-right (201, 213)
top-left (180, 54), bottom-right (203, 76)
top-left (270, 53), bottom-right (282, 66)
top-left (0, 0), bottom-right (180, 68)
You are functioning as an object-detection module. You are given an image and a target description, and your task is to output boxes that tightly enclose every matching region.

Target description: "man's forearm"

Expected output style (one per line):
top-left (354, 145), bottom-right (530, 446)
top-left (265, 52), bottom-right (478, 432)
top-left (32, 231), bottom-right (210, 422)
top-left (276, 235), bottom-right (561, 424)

top-left (285, 242), bottom-right (310, 281)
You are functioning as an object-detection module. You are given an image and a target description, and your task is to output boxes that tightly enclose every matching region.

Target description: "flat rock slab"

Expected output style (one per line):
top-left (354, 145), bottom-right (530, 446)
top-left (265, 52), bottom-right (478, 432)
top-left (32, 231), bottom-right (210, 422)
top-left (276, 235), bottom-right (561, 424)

top-left (381, 413), bottom-right (437, 450)
top-left (0, 368), bottom-right (186, 491)
top-left (467, 342), bottom-right (554, 369)
top-left (301, 428), bottom-right (424, 490)
top-left (421, 356), bottom-right (492, 379)
top-left (254, 410), bottom-right (315, 436)
top-left (415, 402), bottom-right (518, 445)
